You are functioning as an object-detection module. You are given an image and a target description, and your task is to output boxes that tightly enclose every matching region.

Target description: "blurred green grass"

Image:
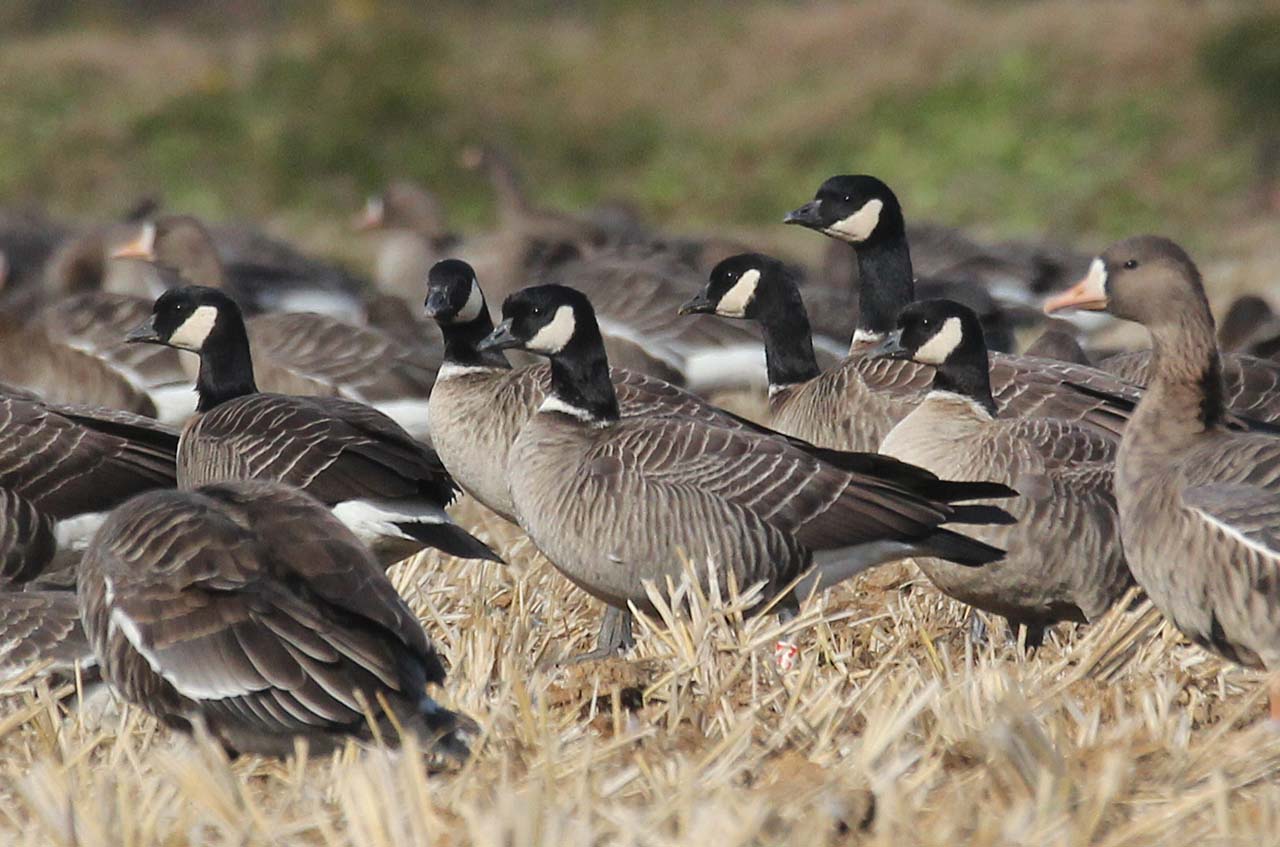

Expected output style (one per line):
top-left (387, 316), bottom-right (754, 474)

top-left (0, 1), bottom-right (1273, 251)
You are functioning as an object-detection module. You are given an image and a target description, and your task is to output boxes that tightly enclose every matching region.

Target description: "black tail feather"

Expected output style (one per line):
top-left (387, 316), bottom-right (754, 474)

top-left (396, 522), bottom-right (504, 564)
top-left (919, 528), bottom-right (1007, 567)
top-left (947, 503), bottom-right (1018, 526)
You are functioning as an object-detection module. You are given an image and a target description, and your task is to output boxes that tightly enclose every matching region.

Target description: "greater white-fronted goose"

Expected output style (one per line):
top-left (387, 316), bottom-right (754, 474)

top-left (1045, 235), bottom-right (1280, 717)
top-left (124, 286), bottom-right (499, 568)
top-left (79, 480), bottom-right (474, 758)
top-left (113, 215), bottom-right (365, 319)
top-left (355, 181), bottom-right (458, 303)
top-left (871, 299), bottom-right (1132, 644)
top-left (477, 284), bottom-right (1017, 658)
top-left (681, 251), bottom-right (1136, 453)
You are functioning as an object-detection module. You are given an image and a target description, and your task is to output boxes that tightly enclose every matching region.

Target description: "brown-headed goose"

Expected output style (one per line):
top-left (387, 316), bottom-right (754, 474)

top-left (476, 284), bottom-right (1017, 659)
top-left (681, 250), bottom-right (1136, 453)
top-left (112, 214), bottom-right (365, 319)
top-left (355, 181), bottom-right (458, 303)
top-left (79, 480), bottom-right (473, 758)
top-left (871, 299), bottom-right (1132, 644)
top-left (1045, 235), bottom-right (1280, 717)
top-left (124, 286), bottom-right (499, 568)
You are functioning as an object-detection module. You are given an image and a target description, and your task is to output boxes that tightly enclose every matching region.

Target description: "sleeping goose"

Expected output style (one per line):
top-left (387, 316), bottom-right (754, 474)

top-left (477, 283), bottom-right (1017, 659)
top-left (123, 286), bottom-right (499, 568)
top-left (0, 591), bottom-right (93, 678)
top-left (79, 480), bottom-right (473, 758)
top-left (680, 251), bottom-right (1135, 452)
top-left (1045, 235), bottom-right (1280, 718)
top-left (871, 299), bottom-right (1132, 645)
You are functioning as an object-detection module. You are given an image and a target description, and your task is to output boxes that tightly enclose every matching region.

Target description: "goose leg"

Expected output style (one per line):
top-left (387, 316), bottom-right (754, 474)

top-left (554, 606), bottom-right (634, 666)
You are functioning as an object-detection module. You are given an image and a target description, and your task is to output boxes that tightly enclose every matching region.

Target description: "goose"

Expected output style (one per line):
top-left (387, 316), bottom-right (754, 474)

top-left (871, 299), bottom-right (1132, 644)
top-left (427, 258), bottom-right (808, 525)
top-left (680, 251), bottom-right (1135, 453)
top-left (1044, 235), bottom-right (1280, 718)
top-left (123, 285), bottom-right (499, 568)
top-left (0, 388), bottom-right (177, 582)
top-left (109, 237), bottom-right (439, 435)
top-left (355, 180), bottom-right (458, 303)
top-left (1023, 321), bottom-right (1094, 365)
top-left (79, 480), bottom-right (474, 758)
top-left (1217, 294), bottom-right (1280, 359)
top-left (476, 283), bottom-right (1017, 659)
top-left (112, 214), bottom-right (365, 319)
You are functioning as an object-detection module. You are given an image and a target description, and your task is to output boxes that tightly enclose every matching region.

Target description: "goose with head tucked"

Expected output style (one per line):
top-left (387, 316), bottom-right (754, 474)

top-left (124, 285), bottom-right (499, 568)
top-left (478, 284), bottom-right (1018, 660)
top-left (682, 247), bottom-right (1136, 453)
top-left (79, 480), bottom-right (474, 758)
top-left (870, 299), bottom-right (1132, 645)
top-left (1046, 235), bottom-right (1280, 718)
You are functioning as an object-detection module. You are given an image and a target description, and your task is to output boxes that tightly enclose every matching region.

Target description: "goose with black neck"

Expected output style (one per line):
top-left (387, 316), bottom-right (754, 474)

top-left (479, 283), bottom-right (1020, 662)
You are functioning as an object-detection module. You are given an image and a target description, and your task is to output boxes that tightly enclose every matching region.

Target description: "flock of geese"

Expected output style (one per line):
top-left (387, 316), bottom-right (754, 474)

top-left (2, 153), bottom-right (1280, 761)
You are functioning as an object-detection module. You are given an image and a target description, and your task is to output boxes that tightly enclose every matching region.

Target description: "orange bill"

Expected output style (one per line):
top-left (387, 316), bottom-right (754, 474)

top-left (1043, 258), bottom-right (1109, 315)
top-left (111, 223), bottom-right (156, 260)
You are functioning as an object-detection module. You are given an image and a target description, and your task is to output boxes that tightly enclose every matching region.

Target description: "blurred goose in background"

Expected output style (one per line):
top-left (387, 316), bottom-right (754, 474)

top-left (355, 180), bottom-right (459, 303)
top-left (1046, 235), bottom-right (1280, 718)
top-left (1023, 320), bottom-right (1094, 365)
top-left (872, 299), bottom-right (1131, 645)
top-left (681, 250), bottom-right (1136, 453)
top-left (125, 286), bottom-right (497, 568)
top-left (1216, 294), bottom-right (1280, 359)
top-left (113, 214), bottom-right (366, 319)
top-left (477, 283), bottom-right (1016, 660)
top-left (79, 480), bottom-right (474, 759)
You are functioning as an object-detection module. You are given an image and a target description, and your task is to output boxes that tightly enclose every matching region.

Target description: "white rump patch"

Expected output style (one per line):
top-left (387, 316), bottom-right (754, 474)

top-left (913, 316), bottom-right (964, 365)
top-left (167, 305), bottom-right (220, 352)
top-left (827, 198), bottom-right (884, 243)
top-left (270, 290), bottom-right (364, 320)
top-left (715, 268), bottom-right (761, 318)
top-left (370, 397), bottom-right (433, 441)
top-left (796, 541), bottom-right (918, 598)
top-left (332, 497), bottom-right (453, 547)
top-left (525, 305), bottom-right (576, 354)
top-left (454, 279), bottom-right (485, 324)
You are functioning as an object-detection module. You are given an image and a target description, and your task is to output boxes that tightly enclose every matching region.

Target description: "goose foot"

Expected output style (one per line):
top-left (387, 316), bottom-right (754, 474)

top-left (548, 607), bottom-right (634, 668)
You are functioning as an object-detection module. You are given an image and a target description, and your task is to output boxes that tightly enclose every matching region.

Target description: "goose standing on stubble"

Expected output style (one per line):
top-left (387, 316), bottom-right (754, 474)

top-left (870, 300), bottom-right (1133, 644)
top-left (477, 284), bottom-right (1018, 659)
top-left (1045, 236), bottom-right (1280, 717)
top-left (79, 480), bottom-right (473, 758)
top-left (124, 286), bottom-right (500, 568)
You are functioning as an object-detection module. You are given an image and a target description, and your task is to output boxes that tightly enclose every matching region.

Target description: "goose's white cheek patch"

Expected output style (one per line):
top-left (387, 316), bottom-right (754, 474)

top-left (914, 316), bottom-right (963, 365)
top-left (454, 279), bottom-right (486, 323)
top-left (167, 305), bottom-right (219, 351)
top-left (827, 198), bottom-right (884, 242)
top-left (715, 268), bottom-right (761, 317)
top-left (526, 305), bottom-right (576, 354)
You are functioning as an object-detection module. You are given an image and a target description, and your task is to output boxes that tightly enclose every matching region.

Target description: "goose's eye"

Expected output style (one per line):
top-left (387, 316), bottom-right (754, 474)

top-left (1123, 259), bottom-right (1139, 270)
top-left (842, 195), bottom-right (852, 203)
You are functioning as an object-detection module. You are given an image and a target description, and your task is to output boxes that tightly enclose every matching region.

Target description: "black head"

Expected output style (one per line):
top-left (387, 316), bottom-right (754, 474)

top-left (126, 285), bottom-right (243, 353)
top-left (479, 284), bottom-right (599, 358)
top-left (873, 299), bottom-right (988, 368)
top-left (424, 259), bottom-right (487, 325)
top-left (680, 253), bottom-right (788, 320)
top-left (783, 175), bottom-right (905, 245)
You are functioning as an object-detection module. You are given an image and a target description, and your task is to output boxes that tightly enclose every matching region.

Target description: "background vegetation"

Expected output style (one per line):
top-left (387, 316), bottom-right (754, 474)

top-left (1, 0), bottom-right (1277, 257)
